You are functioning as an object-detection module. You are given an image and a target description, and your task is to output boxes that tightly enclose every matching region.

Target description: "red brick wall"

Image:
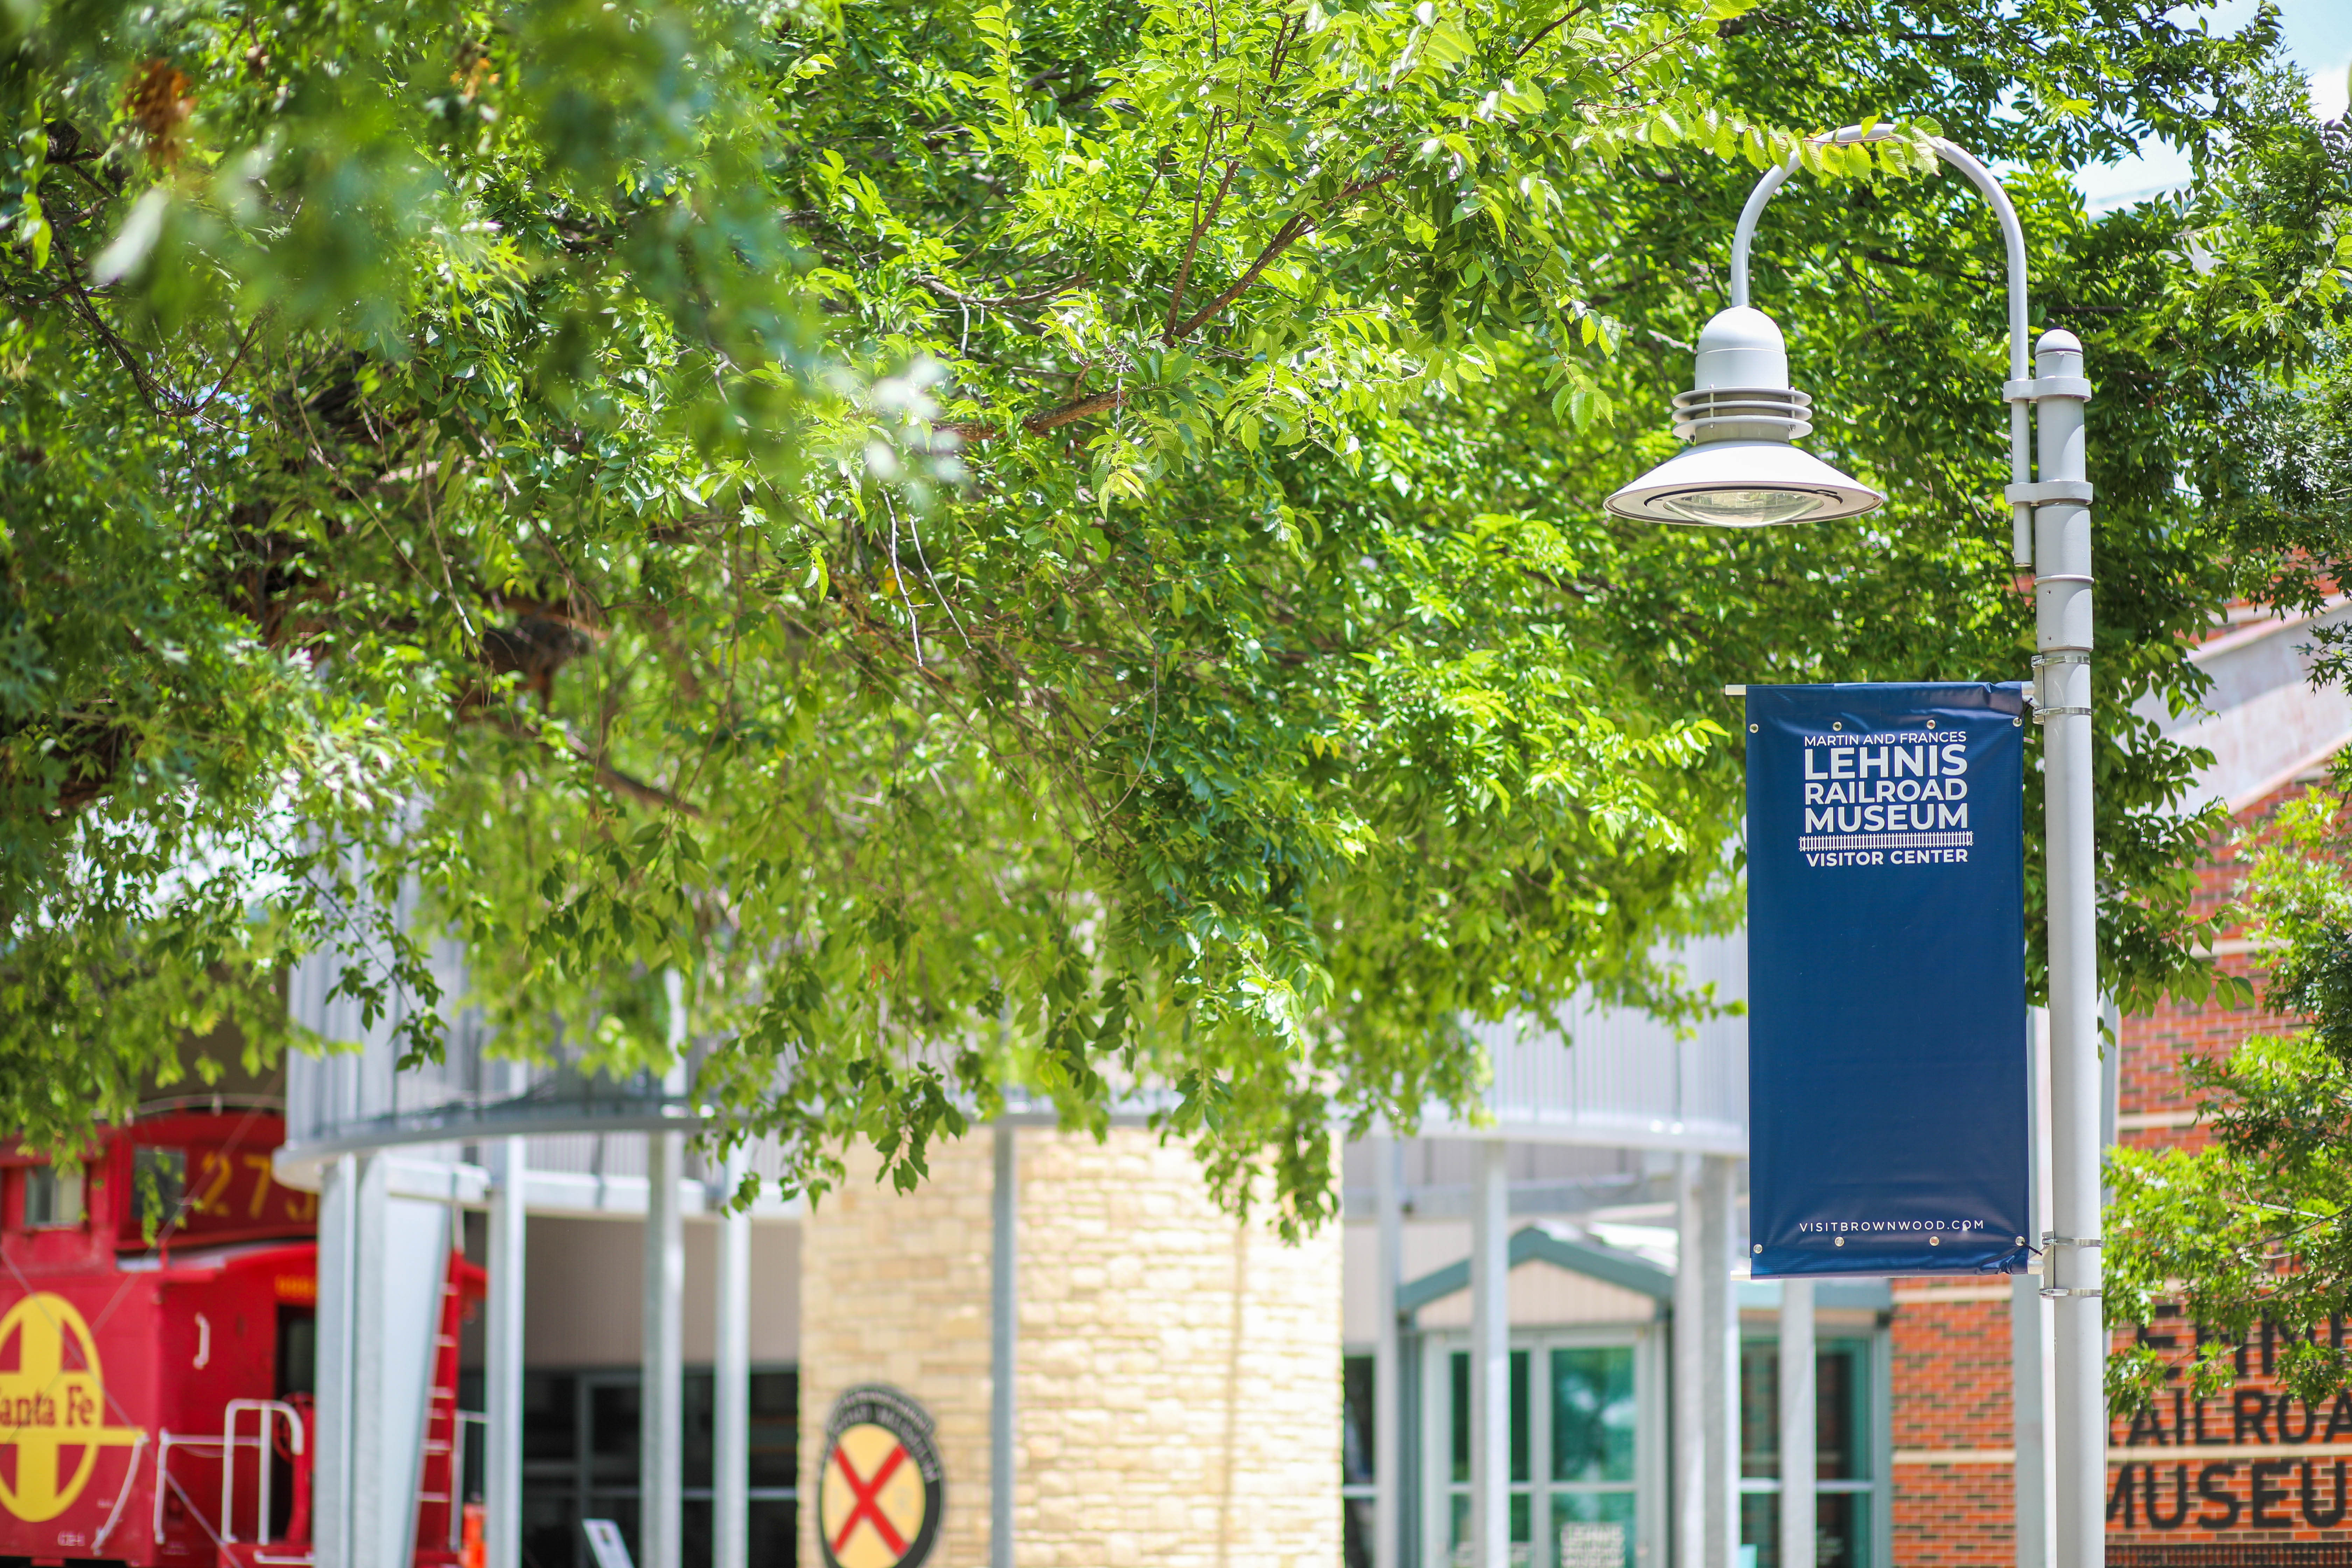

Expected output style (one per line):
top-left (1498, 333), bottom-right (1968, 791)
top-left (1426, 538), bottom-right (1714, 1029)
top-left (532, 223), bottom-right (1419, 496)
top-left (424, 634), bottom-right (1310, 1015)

top-left (1893, 1296), bottom-right (2015, 1566)
top-left (1887, 777), bottom-right (2350, 1565)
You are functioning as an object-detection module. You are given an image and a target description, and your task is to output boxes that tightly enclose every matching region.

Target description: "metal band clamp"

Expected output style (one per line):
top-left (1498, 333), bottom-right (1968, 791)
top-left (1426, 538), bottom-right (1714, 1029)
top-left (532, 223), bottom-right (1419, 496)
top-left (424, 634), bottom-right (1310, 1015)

top-left (2041, 1232), bottom-right (2102, 1248)
top-left (2005, 376), bottom-right (2095, 404)
top-left (2039, 1287), bottom-right (2105, 1299)
top-left (2005, 480), bottom-right (2095, 506)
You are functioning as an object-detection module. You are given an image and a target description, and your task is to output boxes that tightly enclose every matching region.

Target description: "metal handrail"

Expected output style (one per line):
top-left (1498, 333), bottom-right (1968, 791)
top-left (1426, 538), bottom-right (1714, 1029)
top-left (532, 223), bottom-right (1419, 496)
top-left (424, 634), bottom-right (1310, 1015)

top-left (152, 1431), bottom-right (222, 1545)
top-left (220, 1399), bottom-right (304, 1546)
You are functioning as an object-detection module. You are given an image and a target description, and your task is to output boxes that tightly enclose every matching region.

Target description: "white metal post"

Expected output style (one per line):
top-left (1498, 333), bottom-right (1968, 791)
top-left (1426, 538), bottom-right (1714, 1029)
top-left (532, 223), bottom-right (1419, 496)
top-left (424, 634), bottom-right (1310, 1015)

top-left (1471, 1139), bottom-right (1511, 1568)
top-left (1727, 127), bottom-right (2078, 1568)
top-left (1374, 1135), bottom-right (1404, 1568)
top-left (2012, 1007), bottom-right (2054, 1568)
top-left (485, 1138), bottom-right (527, 1568)
top-left (714, 1146), bottom-right (751, 1568)
top-left (2031, 328), bottom-right (2101, 1568)
top-left (991, 1122), bottom-right (1019, 1568)
top-left (315, 1154), bottom-right (360, 1568)
top-left (1700, 1156), bottom-right (1738, 1568)
top-left (1673, 1154), bottom-right (1706, 1568)
top-left (642, 972), bottom-right (688, 1568)
top-left (1778, 1281), bottom-right (1814, 1568)
top-left (641, 1127), bottom-right (685, 1568)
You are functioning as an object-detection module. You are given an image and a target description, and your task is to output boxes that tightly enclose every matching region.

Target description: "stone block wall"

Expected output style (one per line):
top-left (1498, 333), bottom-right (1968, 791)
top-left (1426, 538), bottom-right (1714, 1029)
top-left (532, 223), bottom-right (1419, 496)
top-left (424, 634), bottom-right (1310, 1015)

top-left (800, 1134), bottom-right (996, 1568)
top-left (800, 1126), bottom-right (1342, 1568)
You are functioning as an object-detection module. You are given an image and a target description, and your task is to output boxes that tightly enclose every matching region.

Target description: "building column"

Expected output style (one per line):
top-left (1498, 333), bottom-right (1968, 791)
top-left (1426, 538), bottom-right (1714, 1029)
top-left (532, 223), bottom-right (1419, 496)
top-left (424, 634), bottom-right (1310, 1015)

top-left (1374, 1135), bottom-right (1404, 1568)
top-left (1673, 1153), bottom-right (1705, 1568)
top-left (1701, 1155), bottom-right (1738, 1568)
top-left (642, 1128), bottom-right (685, 1568)
top-left (319, 1152), bottom-right (442, 1568)
top-left (714, 1146), bottom-right (751, 1568)
top-left (1471, 1139), bottom-right (1511, 1568)
top-left (1778, 1280), bottom-right (1814, 1568)
top-left (991, 1122), bottom-right (1018, 1568)
top-left (485, 1138), bottom-right (527, 1568)
top-left (315, 1154), bottom-right (362, 1568)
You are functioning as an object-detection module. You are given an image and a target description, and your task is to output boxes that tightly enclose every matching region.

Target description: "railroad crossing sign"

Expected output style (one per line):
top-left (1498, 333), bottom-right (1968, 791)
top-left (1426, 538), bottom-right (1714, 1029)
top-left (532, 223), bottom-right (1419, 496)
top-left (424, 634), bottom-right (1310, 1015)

top-left (817, 1385), bottom-right (943, 1568)
top-left (0, 1293), bottom-right (147, 1522)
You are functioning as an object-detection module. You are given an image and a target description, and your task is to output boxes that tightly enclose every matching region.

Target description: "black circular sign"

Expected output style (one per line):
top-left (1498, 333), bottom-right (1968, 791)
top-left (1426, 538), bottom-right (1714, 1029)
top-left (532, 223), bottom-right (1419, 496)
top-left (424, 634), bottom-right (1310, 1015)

top-left (817, 1384), bottom-right (945, 1568)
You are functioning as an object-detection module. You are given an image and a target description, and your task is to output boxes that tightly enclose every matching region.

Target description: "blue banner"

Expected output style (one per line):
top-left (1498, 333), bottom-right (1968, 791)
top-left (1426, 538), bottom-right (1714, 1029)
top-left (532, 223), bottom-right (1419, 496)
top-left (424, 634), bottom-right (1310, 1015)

top-left (1746, 682), bottom-right (2031, 1277)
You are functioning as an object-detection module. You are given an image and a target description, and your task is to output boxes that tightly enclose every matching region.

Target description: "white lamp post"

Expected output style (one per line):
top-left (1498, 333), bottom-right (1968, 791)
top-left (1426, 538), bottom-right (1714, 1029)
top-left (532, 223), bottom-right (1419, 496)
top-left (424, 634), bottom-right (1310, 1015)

top-left (1611, 124), bottom-right (2101, 1568)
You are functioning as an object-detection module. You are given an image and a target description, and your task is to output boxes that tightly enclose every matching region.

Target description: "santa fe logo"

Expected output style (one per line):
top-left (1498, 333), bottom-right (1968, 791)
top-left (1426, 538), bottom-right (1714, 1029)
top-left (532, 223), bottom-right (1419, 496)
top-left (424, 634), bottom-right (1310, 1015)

top-left (0, 1293), bottom-right (146, 1521)
top-left (817, 1384), bottom-right (944, 1568)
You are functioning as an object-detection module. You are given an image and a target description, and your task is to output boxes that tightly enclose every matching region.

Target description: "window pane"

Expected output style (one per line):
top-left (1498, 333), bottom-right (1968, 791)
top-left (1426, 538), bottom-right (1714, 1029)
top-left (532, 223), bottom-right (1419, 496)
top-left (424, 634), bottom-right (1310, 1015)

top-left (23, 1167), bottom-right (83, 1229)
top-left (1550, 1347), bottom-right (1636, 1483)
top-left (1741, 1490), bottom-right (1778, 1568)
top-left (588, 1381), bottom-right (640, 1486)
top-left (684, 1370), bottom-right (714, 1490)
top-left (276, 1307), bottom-right (317, 1398)
top-left (1449, 1349), bottom-right (1535, 1486)
top-left (1447, 1492), bottom-right (1535, 1567)
top-left (1817, 1348), bottom-right (1859, 1481)
top-left (1511, 1350), bottom-right (1530, 1485)
top-left (1451, 1352), bottom-right (1470, 1484)
top-left (132, 1147), bottom-right (184, 1238)
top-left (747, 1370), bottom-right (799, 1491)
top-left (1742, 1343), bottom-right (1778, 1479)
top-left (1732, 1480), bottom-right (1868, 1568)
top-left (1553, 1488), bottom-right (1638, 1568)
top-left (1344, 1353), bottom-right (1376, 1485)
top-left (1344, 1494), bottom-right (1376, 1568)
top-left (523, 1372), bottom-right (578, 1465)
top-left (521, 1485), bottom-right (579, 1568)
top-left (1817, 1489), bottom-right (1864, 1568)
top-left (748, 1498), bottom-right (797, 1568)
top-left (1737, 1342), bottom-right (1870, 1481)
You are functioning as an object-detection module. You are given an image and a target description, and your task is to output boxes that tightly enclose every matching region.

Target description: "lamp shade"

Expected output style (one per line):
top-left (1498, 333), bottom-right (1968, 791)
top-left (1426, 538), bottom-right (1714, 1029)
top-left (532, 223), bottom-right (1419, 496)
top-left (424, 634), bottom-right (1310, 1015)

top-left (1604, 439), bottom-right (1884, 527)
top-left (1604, 306), bottom-right (1884, 527)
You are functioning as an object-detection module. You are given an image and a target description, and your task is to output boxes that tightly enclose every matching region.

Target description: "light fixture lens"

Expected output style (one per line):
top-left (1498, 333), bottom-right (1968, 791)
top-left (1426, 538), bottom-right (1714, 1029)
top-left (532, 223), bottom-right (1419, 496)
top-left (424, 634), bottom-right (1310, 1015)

top-left (1604, 440), bottom-right (1883, 527)
top-left (1651, 487), bottom-right (1834, 527)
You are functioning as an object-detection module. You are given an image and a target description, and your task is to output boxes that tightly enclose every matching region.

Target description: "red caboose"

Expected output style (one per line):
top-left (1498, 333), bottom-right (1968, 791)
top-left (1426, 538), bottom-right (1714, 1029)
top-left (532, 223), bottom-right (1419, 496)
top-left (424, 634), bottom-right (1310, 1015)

top-left (0, 1110), bottom-right (482, 1568)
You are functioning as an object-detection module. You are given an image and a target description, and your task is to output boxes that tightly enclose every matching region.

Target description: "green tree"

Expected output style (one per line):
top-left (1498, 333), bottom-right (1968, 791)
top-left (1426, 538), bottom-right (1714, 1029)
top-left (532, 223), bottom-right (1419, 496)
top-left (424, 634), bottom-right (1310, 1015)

top-left (2109, 784), bottom-right (2352, 1409)
top-left (1, 0), bottom-right (2335, 1224)
top-left (2081, 77), bottom-right (2352, 1407)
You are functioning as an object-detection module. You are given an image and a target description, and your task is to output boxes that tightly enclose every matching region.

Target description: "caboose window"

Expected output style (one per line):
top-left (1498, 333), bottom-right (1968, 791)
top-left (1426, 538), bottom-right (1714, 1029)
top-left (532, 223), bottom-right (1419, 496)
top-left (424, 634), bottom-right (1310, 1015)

top-left (134, 1146), bottom-right (187, 1237)
top-left (22, 1165), bottom-right (85, 1228)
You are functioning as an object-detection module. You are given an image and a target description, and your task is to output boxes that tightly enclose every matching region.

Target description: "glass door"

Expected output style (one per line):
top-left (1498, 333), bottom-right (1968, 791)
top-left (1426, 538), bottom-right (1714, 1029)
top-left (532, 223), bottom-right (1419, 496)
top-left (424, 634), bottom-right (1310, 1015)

top-left (1737, 1337), bottom-right (1879, 1568)
top-left (1549, 1345), bottom-right (1641, 1568)
top-left (1426, 1329), bottom-right (1660, 1568)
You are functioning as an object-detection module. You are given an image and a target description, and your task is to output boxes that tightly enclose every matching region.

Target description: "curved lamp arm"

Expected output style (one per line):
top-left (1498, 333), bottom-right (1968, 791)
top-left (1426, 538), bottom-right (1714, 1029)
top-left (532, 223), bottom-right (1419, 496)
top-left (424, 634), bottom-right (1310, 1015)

top-left (1726, 124), bottom-right (2035, 564)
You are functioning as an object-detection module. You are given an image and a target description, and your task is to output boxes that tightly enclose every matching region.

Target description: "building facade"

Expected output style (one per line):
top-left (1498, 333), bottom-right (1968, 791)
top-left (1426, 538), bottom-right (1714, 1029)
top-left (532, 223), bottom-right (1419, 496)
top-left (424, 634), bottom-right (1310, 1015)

top-left (120, 601), bottom-right (2330, 1568)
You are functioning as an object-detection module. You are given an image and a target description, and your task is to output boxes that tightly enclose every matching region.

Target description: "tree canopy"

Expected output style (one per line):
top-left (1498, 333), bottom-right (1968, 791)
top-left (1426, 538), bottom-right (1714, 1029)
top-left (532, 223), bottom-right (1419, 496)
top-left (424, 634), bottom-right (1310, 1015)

top-left (3, 0), bottom-right (2343, 1225)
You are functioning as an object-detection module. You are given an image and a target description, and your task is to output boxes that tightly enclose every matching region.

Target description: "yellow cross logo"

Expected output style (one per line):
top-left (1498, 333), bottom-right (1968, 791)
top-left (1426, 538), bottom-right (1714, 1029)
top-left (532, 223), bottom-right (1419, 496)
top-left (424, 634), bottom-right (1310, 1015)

top-left (0, 1294), bottom-right (145, 1522)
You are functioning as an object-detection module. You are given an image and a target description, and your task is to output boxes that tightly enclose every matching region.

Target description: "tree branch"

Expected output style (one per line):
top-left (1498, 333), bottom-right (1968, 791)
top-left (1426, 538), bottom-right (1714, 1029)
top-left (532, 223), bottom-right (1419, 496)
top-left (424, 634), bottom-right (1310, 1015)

top-left (938, 159), bottom-right (1401, 443)
top-left (938, 387), bottom-right (1129, 444)
top-left (1167, 165), bottom-right (1399, 341)
top-left (918, 273), bottom-right (1088, 309)
top-left (1514, 4), bottom-right (1591, 59)
top-left (1166, 114), bottom-right (1230, 343)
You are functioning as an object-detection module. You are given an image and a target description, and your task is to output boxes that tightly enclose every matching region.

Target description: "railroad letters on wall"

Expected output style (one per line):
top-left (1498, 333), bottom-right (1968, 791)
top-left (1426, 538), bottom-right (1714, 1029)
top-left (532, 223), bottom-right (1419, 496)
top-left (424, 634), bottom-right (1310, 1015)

top-left (2110, 1316), bottom-right (2352, 1544)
